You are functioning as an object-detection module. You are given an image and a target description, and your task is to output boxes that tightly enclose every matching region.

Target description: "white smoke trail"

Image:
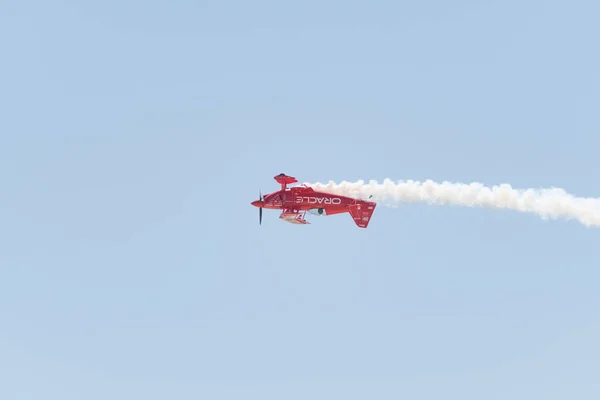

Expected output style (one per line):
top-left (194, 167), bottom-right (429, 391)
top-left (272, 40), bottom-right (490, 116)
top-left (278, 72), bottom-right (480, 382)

top-left (303, 179), bottom-right (600, 227)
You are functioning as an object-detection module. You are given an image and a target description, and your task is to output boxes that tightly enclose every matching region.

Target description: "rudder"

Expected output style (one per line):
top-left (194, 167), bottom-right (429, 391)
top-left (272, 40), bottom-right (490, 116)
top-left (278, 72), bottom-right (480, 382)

top-left (348, 202), bottom-right (376, 228)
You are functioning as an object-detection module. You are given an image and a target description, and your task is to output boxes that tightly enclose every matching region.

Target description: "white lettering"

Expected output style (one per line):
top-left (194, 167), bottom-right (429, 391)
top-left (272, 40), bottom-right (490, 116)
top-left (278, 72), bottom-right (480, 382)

top-left (295, 196), bottom-right (341, 205)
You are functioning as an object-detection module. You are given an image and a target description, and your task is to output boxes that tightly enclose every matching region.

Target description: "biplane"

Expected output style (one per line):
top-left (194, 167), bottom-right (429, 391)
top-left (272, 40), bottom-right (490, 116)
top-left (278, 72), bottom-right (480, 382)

top-left (251, 173), bottom-right (377, 228)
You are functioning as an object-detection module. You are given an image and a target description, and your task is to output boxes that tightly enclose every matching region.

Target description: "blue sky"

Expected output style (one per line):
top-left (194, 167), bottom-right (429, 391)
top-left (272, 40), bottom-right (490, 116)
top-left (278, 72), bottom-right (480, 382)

top-left (1, 0), bottom-right (599, 398)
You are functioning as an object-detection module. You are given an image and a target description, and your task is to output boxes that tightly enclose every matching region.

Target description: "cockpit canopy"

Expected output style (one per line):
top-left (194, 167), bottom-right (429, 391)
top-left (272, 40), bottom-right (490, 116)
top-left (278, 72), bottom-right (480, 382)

top-left (307, 207), bottom-right (326, 216)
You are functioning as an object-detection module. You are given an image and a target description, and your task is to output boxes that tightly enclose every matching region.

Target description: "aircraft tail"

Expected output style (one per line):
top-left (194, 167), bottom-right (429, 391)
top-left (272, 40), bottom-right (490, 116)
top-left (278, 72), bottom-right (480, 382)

top-left (348, 202), bottom-right (376, 228)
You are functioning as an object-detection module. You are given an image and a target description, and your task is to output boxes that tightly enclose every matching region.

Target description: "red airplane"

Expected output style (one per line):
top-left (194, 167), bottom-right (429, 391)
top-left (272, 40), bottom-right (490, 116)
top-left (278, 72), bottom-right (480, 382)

top-left (251, 173), bottom-right (377, 228)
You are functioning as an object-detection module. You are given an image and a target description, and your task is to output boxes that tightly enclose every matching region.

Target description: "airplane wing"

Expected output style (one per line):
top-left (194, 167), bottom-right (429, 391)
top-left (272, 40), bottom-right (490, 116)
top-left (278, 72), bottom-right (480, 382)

top-left (279, 209), bottom-right (309, 224)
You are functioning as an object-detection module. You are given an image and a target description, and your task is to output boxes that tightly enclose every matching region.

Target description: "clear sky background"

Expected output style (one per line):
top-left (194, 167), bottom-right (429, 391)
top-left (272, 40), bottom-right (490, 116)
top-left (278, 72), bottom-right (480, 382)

top-left (1, 1), bottom-right (599, 399)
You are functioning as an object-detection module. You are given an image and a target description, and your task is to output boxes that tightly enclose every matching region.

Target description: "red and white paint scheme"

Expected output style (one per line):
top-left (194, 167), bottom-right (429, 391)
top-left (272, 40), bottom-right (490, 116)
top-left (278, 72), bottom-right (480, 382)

top-left (251, 173), bottom-right (377, 228)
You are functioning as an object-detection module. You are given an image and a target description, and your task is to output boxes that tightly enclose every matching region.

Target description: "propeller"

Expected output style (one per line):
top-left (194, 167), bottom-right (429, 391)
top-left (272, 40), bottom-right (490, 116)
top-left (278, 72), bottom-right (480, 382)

top-left (259, 190), bottom-right (263, 225)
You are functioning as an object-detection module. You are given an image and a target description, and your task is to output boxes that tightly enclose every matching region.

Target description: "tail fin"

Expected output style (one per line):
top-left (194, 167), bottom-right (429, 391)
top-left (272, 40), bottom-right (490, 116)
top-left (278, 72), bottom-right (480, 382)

top-left (348, 202), bottom-right (376, 228)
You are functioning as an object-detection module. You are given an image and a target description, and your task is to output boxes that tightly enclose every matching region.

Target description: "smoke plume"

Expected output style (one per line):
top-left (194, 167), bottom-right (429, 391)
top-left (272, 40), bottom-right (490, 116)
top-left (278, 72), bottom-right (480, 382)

top-left (304, 179), bottom-right (600, 227)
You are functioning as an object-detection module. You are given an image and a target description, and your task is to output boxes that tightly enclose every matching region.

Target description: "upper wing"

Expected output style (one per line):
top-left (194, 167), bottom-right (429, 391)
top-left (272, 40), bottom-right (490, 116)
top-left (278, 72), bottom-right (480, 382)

top-left (279, 209), bottom-right (309, 224)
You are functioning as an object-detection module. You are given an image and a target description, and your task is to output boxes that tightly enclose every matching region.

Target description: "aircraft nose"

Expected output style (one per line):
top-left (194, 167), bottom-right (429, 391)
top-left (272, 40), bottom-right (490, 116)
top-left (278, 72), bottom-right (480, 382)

top-left (251, 200), bottom-right (262, 207)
